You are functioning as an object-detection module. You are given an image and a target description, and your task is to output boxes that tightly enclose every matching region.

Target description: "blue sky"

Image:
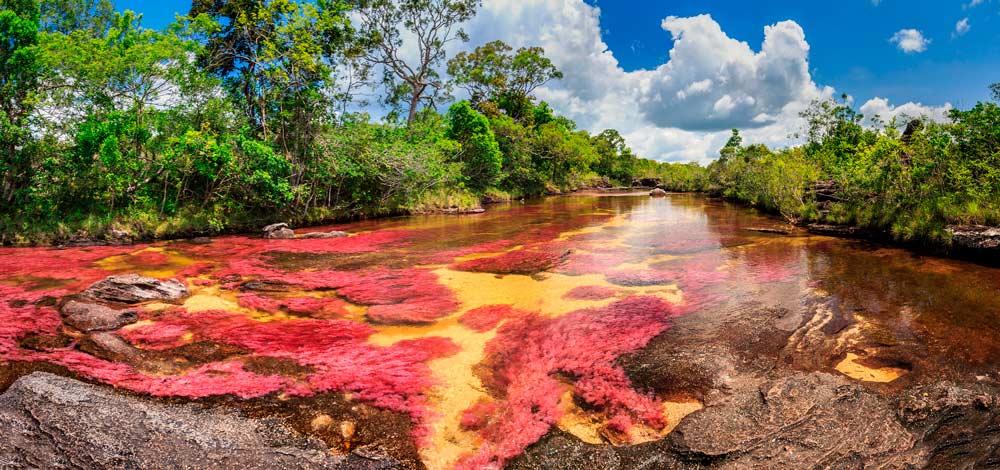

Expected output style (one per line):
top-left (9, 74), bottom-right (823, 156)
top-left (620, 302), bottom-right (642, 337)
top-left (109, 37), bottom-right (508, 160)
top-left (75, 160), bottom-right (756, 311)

top-left (114, 0), bottom-right (999, 162)
top-left (584, 0), bottom-right (999, 109)
top-left (121, 0), bottom-right (999, 108)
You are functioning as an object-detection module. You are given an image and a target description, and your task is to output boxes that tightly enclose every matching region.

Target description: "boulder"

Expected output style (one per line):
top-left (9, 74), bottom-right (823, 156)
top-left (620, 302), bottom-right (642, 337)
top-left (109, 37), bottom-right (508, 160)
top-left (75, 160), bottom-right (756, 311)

top-left (0, 372), bottom-right (403, 470)
top-left (82, 274), bottom-right (188, 304)
top-left (299, 231), bottom-right (349, 239)
top-left (667, 373), bottom-right (922, 469)
top-left (78, 332), bottom-right (145, 363)
top-left (649, 188), bottom-right (668, 197)
top-left (263, 222), bottom-right (295, 239)
top-left (61, 300), bottom-right (138, 332)
top-left (947, 225), bottom-right (1000, 250)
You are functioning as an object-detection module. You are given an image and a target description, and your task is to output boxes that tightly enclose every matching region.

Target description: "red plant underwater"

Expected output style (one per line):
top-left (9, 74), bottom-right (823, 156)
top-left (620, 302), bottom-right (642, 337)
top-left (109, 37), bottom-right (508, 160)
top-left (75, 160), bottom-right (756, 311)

top-left (456, 296), bottom-right (694, 468)
top-left (562, 285), bottom-right (618, 301)
top-left (452, 246), bottom-right (571, 275)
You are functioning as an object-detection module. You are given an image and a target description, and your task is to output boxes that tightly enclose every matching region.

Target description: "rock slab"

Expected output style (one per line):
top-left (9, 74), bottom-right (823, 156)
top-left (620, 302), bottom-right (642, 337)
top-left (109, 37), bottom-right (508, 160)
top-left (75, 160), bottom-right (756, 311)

top-left (263, 222), bottom-right (296, 239)
top-left (0, 372), bottom-right (403, 470)
top-left (60, 300), bottom-right (138, 332)
top-left (82, 274), bottom-right (188, 304)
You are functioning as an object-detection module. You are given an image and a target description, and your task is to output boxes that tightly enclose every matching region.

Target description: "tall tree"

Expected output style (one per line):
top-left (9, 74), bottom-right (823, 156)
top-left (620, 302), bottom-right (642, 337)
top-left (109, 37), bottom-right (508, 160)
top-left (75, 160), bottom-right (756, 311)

top-left (39, 0), bottom-right (114, 35)
top-left (0, 0), bottom-right (41, 204)
top-left (353, 0), bottom-right (479, 125)
top-left (447, 40), bottom-right (561, 118)
top-left (190, 0), bottom-right (358, 148)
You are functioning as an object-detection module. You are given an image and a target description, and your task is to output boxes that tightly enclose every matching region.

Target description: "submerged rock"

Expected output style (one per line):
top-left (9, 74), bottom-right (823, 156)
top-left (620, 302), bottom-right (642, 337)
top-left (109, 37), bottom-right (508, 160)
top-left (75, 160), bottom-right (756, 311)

top-left (649, 188), bottom-right (668, 197)
top-left (78, 332), bottom-right (145, 363)
top-left (61, 300), bottom-right (138, 332)
top-left (83, 274), bottom-right (189, 304)
top-left (300, 231), bottom-right (349, 239)
top-left (0, 372), bottom-right (404, 469)
top-left (263, 222), bottom-right (295, 239)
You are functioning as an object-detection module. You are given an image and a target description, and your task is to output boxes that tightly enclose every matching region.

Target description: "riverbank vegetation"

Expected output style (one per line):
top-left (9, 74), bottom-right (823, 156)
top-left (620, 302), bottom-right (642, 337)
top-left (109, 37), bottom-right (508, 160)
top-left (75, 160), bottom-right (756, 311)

top-left (654, 88), bottom-right (1000, 246)
top-left (0, 0), bottom-right (678, 245)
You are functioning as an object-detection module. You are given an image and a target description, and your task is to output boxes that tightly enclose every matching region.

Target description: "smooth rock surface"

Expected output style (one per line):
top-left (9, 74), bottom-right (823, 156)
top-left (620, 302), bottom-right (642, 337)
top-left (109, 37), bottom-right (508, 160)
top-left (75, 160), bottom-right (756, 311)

top-left (300, 231), bottom-right (349, 239)
top-left (263, 222), bottom-right (295, 239)
top-left (82, 274), bottom-right (188, 304)
top-left (60, 300), bottom-right (138, 332)
top-left (649, 188), bottom-right (668, 197)
top-left (0, 372), bottom-right (403, 470)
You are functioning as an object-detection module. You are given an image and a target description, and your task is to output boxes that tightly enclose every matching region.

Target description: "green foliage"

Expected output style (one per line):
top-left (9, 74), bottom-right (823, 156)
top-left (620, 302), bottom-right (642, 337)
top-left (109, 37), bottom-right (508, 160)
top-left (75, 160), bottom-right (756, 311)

top-left (0, 0), bottom-right (41, 206)
top-left (705, 85), bottom-right (1000, 242)
top-left (446, 101), bottom-right (502, 190)
top-left (354, 0), bottom-right (480, 124)
top-left (448, 40), bottom-right (562, 119)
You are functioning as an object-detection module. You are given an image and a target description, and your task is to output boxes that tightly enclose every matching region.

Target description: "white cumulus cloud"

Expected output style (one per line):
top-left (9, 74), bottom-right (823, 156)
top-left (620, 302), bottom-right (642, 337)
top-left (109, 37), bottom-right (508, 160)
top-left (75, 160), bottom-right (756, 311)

top-left (859, 97), bottom-right (953, 126)
top-left (388, 0), bottom-right (951, 163)
top-left (890, 29), bottom-right (930, 53)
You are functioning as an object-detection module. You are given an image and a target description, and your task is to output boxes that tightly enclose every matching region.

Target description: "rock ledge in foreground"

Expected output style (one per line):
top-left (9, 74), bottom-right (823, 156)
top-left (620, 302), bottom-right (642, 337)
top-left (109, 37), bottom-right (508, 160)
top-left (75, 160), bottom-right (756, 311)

top-left (0, 372), bottom-right (403, 470)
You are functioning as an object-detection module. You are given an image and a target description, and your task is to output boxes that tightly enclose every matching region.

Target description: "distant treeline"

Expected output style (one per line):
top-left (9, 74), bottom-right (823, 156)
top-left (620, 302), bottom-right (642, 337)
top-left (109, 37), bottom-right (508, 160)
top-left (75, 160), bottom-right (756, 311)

top-left (656, 88), bottom-right (1000, 244)
top-left (0, 0), bottom-right (684, 244)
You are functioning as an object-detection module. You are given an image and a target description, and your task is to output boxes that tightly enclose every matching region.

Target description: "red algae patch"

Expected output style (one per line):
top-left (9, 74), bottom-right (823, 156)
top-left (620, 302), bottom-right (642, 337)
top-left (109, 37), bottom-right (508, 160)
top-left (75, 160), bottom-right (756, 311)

top-left (456, 296), bottom-right (695, 468)
top-left (236, 292), bottom-right (349, 318)
top-left (458, 305), bottom-right (532, 332)
top-left (452, 246), bottom-right (571, 275)
top-left (563, 285), bottom-right (618, 301)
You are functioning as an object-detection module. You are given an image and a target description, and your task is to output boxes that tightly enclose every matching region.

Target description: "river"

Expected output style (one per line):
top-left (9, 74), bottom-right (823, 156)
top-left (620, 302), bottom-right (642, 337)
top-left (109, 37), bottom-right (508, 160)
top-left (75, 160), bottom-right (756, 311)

top-left (2, 192), bottom-right (999, 469)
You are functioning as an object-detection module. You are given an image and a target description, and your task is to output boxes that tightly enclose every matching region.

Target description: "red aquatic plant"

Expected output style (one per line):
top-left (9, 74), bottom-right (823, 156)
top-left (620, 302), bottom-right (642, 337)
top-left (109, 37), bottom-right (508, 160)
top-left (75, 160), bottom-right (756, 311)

top-left (460, 400), bottom-right (499, 430)
top-left (453, 246), bottom-right (571, 275)
top-left (236, 292), bottom-right (349, 318)
top-left (0, 285), bottom-right (63, 358)
top-left (459, 305), bottom-right (531, 332)
top-left (458, 295), bottom-right (694, 468)
top-left (562, 285), bottom-right (618, 301)
top-left (64, 307), bottom-right (459, 427)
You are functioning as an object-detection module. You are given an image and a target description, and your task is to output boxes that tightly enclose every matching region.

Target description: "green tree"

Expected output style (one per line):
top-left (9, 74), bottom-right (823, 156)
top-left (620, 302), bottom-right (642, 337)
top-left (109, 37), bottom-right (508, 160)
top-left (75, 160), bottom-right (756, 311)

top-left (354, 0), bottom-right (479, 125)
top-left (591, 129), bottom-right (636, 184)
top-left (447, 40), bottom-right (562, 119)
top-left (39, 0), bottom-right (113, 35)
top-left (0, 0), bottom-right (41, 205)
top-left (446, 100), bottom-right (501, 189)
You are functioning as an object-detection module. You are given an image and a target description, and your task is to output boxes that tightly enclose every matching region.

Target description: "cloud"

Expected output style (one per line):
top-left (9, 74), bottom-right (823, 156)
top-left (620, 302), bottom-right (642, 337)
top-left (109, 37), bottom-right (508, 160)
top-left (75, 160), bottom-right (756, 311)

top-left (954, 18), bottom-right (971, 37)
top-left (635, 15), bottom-right (821, 131)
top-left (859, 97), bottom-right (953, 125)
top-left (379, 0), bottom-right (949, 163)
top-left (964, 0), bottom-right (986, 8)
top-left (890, 29), bottom-right (930, 53)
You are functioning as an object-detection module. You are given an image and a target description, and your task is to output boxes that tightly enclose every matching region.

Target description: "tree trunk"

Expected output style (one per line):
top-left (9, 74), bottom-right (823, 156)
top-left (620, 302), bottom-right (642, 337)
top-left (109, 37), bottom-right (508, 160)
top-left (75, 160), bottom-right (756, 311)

top-left (407, 84), bottom-right (427, 125)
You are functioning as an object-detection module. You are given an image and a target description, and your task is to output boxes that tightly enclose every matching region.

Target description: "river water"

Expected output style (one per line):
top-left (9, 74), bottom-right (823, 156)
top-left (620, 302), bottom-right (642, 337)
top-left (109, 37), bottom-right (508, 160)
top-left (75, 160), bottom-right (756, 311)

top-left (2, 192), bottom-right (999, 469)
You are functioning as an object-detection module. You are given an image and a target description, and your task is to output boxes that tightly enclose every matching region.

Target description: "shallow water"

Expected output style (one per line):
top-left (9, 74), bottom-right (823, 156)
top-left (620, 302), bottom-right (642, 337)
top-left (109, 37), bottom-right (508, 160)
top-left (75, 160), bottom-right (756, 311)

top-left (2, 193), bottom-right (1000, 469)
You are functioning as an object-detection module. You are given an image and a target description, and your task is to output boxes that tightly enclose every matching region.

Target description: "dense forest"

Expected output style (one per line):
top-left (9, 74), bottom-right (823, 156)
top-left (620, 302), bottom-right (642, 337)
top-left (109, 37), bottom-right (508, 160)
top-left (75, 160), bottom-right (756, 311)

top-left (1, 0), bottom-right (997, 246)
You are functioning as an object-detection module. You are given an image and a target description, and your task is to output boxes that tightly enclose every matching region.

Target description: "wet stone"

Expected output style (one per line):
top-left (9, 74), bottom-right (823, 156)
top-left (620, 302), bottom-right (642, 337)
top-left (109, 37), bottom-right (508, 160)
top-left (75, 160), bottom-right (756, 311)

top-left (61, 300), bottom-right (138, 332)
top-left (83, 274), bottom-right (189, 304)
top-left (299, 231), bottom-right (349, 239)
top-left (263, 222), bottom-right (295, 239)
top-left (0, 372), bottom-right (404, 470)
